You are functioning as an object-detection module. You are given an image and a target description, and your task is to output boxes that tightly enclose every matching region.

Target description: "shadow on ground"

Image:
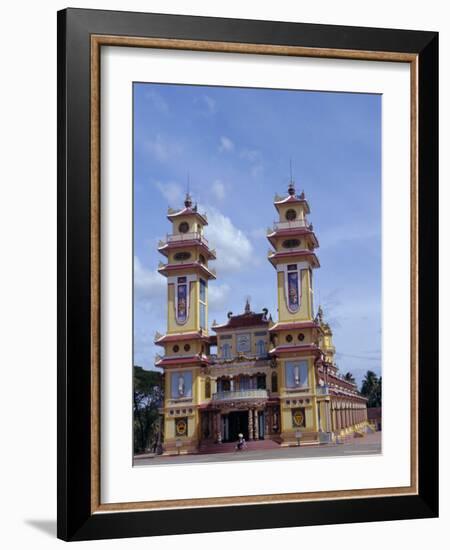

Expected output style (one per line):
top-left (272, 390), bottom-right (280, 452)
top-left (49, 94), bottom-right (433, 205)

top-left (25, 519), bottom-right (56, 537)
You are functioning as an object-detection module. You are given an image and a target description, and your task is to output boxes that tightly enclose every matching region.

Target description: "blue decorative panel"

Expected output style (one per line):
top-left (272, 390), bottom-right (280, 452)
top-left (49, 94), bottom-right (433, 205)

top-left (257, 340), bottom-right (266, 356)
top-left (200, 302), bottom-right (206, 330)
top-left (199, 278), bottom-right (207, 302)
top-left (285, 361), bottom-right (308, 388)
top-left (236, 333), bottom-right (251, 353)
top-left (171, 371), bottom-right (193, 398)
top-left (221, 342), bottom-right (231, 359)
top-left (287, 271), bottom-right (300, 312)
top-left (176, 279), bottom-right (188, 323)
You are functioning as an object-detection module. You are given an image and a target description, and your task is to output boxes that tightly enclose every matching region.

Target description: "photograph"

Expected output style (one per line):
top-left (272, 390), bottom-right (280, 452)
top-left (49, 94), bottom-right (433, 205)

top-left (132, 83), bottom-right (383, 466)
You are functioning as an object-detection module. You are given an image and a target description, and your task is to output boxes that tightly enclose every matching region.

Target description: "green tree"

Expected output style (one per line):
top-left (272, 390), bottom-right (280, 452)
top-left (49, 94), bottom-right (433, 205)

top-left (133, 366), bottom-right (164, 454)
top-left (344, 372), bottom-right (356, 383)
top-left (360, 370), bottom-right (382, 407)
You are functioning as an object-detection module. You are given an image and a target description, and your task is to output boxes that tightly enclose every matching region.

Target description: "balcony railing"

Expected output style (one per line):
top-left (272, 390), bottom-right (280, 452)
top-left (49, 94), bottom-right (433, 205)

top-left (316, 385), bottom-right (330, 396)
top-left (211, 352), bottom-right (269, 362)
top-left (166, 232), bottom-right (209, 246)
top-left (272, 219), bottom-right (310, 232)
top-left (212, 389), bottom-right (268, 401)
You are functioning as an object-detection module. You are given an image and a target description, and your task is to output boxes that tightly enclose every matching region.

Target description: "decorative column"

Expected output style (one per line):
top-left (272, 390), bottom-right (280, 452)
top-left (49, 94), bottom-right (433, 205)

top-left (325, 401), bottom-right (331, 432)
top-left (248, 408), bottom-right (254, 440)
top-left (253, 409), bottom-right (258, 439)
top-left (216, 412), bottom-right (221, 441)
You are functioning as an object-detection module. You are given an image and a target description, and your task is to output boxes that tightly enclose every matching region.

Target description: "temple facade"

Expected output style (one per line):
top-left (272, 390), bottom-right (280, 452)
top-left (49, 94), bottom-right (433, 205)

top-left (155, 184), bottom-right (368, 455)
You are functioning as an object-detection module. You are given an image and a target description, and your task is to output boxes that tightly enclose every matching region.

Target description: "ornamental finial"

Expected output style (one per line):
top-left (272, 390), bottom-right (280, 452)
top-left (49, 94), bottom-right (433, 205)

top-left (315, 305), bottom-right (324, 324)
top-left (288, 158), bottom-right (296, 196)
top-left (184, 192), bottom-right (192, 208)
top-left (245, 297), bottom-right (251, 314)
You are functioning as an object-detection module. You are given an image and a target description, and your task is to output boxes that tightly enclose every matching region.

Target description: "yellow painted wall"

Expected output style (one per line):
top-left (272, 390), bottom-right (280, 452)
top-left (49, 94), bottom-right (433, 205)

top-left (164, 412), bottom-right (199, 441)
top-left (171, 215), bottom-right (204, 236)
top-left (167, 279), bottom-right (201, 334)
top-left (277, 203), bottom-right (308, 222)
top-left (279, 356), bottom-right (316, 390)
top-left (164, 339), bottom-right (204, 357)
top-left (277, 269), bottom-right (312, 322)
top-left (280, 401), bottom-right (317, 433)
top-left (216, 329), bottom-right (270, 358)
top-left (167, 246), bottom-right (200, 263)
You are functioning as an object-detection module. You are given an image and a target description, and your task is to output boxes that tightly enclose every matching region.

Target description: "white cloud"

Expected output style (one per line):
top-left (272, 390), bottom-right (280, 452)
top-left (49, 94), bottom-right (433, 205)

top-left (211, 179), bottom-right (226, 201)
top-left (145, 89), bottom-right (169, 113)
top-left (240, 149), bottom-right (261, 162)
top-left (155, 181), bottom-right (184, 206)
top-left (202, 95), bottom-right (217, 114)
top-left (134, 256), bottom-right (165, 303)
top-left (319, 224), bottom-right (380, 250)
top-left (219, 136), bottom-right (234, 152)
top-left (208, 283), bottom-right (231, 312)
top-left (240, 148), bottom-right (264, 178)
top-left (146, 134), bottom-right (183, 162)
top-left (250, 164), bottom-right (264, 178)
top-left (201, 205), bottom-right (253, 273)
top-left (249, 227), bottom-right (267, 239)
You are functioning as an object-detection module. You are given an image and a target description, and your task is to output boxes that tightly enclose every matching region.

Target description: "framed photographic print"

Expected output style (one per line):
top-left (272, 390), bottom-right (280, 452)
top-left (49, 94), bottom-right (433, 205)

top-left (57, 8), bottom-right (438, 541)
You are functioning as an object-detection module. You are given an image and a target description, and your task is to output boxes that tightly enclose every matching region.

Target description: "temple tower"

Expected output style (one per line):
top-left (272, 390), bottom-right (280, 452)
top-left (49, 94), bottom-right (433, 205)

top-left (155, 193), bottom-right (216, 454)
top-left (267, 181), bottom-right (324, 445)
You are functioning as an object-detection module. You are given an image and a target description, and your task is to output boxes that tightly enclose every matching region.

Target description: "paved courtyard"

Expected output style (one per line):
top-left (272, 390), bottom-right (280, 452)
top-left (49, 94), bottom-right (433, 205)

top-left (134, 431), bottom-right (381, 466)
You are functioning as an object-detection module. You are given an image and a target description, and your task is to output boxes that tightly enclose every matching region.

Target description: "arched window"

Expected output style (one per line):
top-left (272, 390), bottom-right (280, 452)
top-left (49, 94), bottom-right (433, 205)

top-left (256, 339), bottom-right (266, 357)
top-left (221, 343), bottom-right (231, 359)
top-left (271, 372), bottom-right (278, 393)
top-left (205, 377), bottom-right (211, 399)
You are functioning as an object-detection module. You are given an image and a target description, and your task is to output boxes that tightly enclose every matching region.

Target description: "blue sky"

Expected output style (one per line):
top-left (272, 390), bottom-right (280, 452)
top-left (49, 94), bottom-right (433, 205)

top-left (133, 83), bottom-right (381, 388)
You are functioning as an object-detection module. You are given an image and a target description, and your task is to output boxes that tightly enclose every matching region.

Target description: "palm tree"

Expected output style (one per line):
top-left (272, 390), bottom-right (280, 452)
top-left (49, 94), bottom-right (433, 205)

top-left (360, 370), bottom-right (382, 407)
top-left (344, 372), bottom-right (356, 383)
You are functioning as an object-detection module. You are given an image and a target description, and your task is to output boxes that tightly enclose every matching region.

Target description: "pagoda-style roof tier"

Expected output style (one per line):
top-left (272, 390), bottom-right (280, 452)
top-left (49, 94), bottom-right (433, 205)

top-left (158, 261), bottom-right (216, 280)
top-left (269, 321), bottom-right (322, 333)
top-left (167, 206), bottom-right (208, 226)
top-left (267, 249), bottom-right (320, 268)
top-left (212, 304), bottom-right (271, 332)
top-left (273, 193), bottom-right (310, 214)
top-left (157, 235), bottom-right (216, 260)
top-left (266, 226), bottom-right (319, 249)
top-left (154, 330), bottom-right (211, 347)
top-left (155, 353), bottom-right (210, 368)
top-left (269, 343), bottom-right (321, 356)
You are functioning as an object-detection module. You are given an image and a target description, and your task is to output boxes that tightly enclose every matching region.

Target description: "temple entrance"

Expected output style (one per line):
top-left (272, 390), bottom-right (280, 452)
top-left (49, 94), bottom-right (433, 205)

top-left (226, 411), bottom-right (249, 441)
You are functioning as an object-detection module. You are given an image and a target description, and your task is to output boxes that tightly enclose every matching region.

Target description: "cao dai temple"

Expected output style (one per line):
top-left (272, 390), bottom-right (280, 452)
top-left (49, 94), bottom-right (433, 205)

top-left (154, 183), bottom-right (369, 455)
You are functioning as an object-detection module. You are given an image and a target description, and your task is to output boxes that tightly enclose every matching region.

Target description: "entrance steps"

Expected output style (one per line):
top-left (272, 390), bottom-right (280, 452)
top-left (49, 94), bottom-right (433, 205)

top-left (198, 439), bottom-right (281, 455)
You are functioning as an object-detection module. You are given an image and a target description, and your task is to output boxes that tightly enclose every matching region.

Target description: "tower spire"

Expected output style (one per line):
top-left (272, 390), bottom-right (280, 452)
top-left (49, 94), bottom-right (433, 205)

top-left (288, 159), bottom-right (296, 196)
top-left (184, 173), bottom-right (192, 208)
